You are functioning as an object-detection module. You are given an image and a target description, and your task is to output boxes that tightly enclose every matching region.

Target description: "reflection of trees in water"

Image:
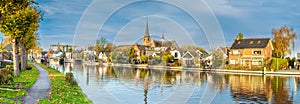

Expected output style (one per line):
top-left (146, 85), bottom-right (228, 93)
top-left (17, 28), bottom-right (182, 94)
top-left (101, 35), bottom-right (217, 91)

top-left (271, 76), bottom-right (293, 104)
top-left (228, 75), bottom-right (294, 103)
top-left (91, 66), bottom-right (212, 89)
top-left (229, 75), bottom-right (272, 103)
top-left (296, 77), bottom-right (300, 90)
top-left (208, 73), bottom-right (227, 93)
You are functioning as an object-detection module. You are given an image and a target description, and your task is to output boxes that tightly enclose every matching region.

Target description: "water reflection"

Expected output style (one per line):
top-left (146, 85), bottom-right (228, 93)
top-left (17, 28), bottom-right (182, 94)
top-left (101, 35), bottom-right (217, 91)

top-left (52, 63), bottom-right (300, 104)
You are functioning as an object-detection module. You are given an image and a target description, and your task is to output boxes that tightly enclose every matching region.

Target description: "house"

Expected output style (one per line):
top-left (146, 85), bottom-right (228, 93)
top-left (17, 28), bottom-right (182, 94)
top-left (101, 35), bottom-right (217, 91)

top-left (229, 38), bottom-right (273, 67)
top-left (181, 51), bottom-right (195, 67)
top-left (181, 50), bottom-right (207, 67)
top-left (296, 52), bottom-right (300, 61)
top-left (216, 47), bottom-right (230, 59)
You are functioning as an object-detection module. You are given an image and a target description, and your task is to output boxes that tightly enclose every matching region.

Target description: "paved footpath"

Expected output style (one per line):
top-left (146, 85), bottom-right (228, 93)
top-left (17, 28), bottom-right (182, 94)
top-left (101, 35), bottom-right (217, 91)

top-left (23, 63), bottom-right (51, 104)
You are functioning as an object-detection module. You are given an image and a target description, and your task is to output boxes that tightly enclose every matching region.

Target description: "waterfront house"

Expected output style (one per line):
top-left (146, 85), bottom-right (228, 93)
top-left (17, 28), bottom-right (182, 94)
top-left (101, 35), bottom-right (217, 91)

top-left (181, 51), bottom-right (196, 67)
top-left (181, 50), bottom-right (208, 67)
top-left (229, 38), bottom-right (273, 66)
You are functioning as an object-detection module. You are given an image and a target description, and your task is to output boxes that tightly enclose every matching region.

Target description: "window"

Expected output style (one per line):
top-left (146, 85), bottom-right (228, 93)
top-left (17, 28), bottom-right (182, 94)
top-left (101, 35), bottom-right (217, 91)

top-left (230, 59), bottom-right (238, 65)
top-left (233, 50), bottom-right (239, 54)
top-left (250, 41), bottom-right (253, 44)
top-left (253, 50), bottom-right (261, 55)
top-left (257, 41), bottom-right (261, 44)
top-left (175, 52), bottom-right (178, 58)
top-left (252, 60), bottom-right (262, 65)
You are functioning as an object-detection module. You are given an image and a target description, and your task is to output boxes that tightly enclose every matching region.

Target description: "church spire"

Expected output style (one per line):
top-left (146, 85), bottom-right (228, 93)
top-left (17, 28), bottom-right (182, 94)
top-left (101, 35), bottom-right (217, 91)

top-left (144, 17), bottom-right (150, 37)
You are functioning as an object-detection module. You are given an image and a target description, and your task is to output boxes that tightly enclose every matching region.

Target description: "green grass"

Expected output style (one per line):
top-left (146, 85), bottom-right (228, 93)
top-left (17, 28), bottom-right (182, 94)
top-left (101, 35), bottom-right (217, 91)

top-left (38, 63), bottom-right (92, 104)
top-left (0, 62), bottom-right (40, 103)
top-left (0, 98), bottom-right (15, 104)
top-left (0, 89), bottom-right (26, 98)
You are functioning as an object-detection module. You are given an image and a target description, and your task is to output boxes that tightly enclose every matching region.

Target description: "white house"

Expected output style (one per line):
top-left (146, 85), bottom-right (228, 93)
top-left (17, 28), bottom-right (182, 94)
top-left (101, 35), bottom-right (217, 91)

top-left (170, 50), bottom-right (182, 60)
top-left (181, 51), bottom-right (194, 67)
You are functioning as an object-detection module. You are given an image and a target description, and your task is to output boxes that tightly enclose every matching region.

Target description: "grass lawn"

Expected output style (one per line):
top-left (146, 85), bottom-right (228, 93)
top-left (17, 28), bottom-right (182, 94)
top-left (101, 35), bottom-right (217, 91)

top-left (0, 62), bottom-right (39, 104)
top-left (37, 63), bottom-right (92, 104)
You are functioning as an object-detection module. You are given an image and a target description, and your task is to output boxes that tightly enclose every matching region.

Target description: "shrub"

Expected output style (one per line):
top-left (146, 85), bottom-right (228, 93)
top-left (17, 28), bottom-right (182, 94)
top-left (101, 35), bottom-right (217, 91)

top-left (0, 66), bottom-right (14, 85)
top-left (65, 72), bottom-right (77, 86)
top-left (271, 58), bottom-right (288, 71)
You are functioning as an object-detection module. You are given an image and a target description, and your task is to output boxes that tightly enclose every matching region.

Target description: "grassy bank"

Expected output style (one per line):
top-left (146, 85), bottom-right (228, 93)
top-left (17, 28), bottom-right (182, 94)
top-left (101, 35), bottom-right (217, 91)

top-left (0, 62), bottom-right (39, 103)
top-left (37, 63), bottom-right (92, 104)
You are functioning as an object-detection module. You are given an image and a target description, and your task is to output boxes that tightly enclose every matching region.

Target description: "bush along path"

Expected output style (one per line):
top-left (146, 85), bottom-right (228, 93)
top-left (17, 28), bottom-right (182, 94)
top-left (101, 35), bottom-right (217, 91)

top-left (23, 63), bottom-right (51, 104)
top-left (0, 62), bottom-right (39, 103)
top-left (37, 63), bottom-right (92, 103)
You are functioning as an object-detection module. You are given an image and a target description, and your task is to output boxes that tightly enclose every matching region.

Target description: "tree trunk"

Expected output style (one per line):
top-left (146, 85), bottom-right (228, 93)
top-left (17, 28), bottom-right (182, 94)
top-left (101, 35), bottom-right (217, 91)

top-left (25, 50), bottom-right (28, 68)
top-left (12, 39), bottom-right (19, 77)
top-left (20, 43), bottom-right (26, 70)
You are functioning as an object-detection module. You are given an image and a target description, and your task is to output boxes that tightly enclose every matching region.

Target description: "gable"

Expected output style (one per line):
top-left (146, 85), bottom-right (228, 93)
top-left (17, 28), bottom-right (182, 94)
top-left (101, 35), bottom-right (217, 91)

top-left (182, 51), bottom-right (194, 58)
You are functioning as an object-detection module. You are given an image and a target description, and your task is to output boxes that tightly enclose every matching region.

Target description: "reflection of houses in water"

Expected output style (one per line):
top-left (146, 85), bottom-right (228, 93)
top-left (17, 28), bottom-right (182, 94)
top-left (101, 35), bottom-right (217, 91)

top-left (206, 73), bottom-right (227, 92)
top-left (228, 75), bottom-right (272, 103)
top-left (65, 63), bottom-right (73, 73)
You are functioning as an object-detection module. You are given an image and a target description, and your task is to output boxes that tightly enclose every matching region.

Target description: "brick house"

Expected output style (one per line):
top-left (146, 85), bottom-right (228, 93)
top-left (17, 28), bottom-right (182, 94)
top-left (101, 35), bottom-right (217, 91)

top-left (229, 38), bottom-right (273, 66)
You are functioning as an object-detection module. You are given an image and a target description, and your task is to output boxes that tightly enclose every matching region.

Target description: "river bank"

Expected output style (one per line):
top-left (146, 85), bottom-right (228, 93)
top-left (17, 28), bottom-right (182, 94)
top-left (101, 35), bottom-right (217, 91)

top-left (90, 63), bottom-right (300, 76)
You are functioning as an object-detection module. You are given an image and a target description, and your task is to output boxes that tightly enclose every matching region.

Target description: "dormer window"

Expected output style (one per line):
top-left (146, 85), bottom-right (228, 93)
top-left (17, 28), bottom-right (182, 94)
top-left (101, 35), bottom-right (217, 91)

top-left (257, 41), bottom-right (261, 44)
top-left (250, 41), bottom-right (253, 44)
top-left (253, 50), bottom-right (261, 55)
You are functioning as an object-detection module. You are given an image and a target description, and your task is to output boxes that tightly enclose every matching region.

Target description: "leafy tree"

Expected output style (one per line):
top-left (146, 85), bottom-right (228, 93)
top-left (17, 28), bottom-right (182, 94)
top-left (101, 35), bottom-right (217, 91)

top-left (272, 26), bottom-right (297, 58)
top-left (140, 55), bottom-right (148, 64)
top-left (180, 45), bottom-right (207, 53)
top-left (94, 37), bottom-right (107, 57)
top-left (162, 52), bottom-right (173, 63)
top-left (271, 58), bottom-right (288, 71)
top-left (235, 33), bottom-right (244, 40)
top-left (109, 48), bottom-right (130, 63)
top-left (105, 44), bottom-right (113, 52)
top-left (19, 6), bottom-right (41, 70)
top-left (211, 49), bottom-right (226, 68)
top-left (0, 0), bottom-right (41, 76)
top-left (128, 47), bottom-right (136, 63)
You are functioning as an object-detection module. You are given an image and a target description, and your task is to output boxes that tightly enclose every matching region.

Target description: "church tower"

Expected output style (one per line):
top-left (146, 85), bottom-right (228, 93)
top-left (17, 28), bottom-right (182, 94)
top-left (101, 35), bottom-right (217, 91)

top-left (142, 18), bottom-right (151, 46)
top-left (161, 33), bottom-right (165, 47)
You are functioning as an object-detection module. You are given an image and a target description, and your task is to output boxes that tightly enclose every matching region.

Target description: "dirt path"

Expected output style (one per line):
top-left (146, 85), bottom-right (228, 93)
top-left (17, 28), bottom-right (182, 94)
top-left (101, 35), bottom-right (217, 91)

top-left (23, 63), bottom-right (50, 104)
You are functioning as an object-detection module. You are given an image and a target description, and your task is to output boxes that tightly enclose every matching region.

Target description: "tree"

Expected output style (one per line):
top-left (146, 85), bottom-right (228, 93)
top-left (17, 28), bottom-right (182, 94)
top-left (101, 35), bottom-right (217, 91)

top-left (211, 49), bottom-right (226, 68)
top-left (128, 47), bottom-right (136, 63)
top-left (140, 55), bottom-right (148, 64)
top-left (272, 26), bottom-right (297, 58)
top-left (235, 33), bottom-right (244, 40)
top-left (180, 45), bottom-right (207, 53)
top-left (162, 52), bottom-right (173, 64)
top-left (94, 37), bottom-right (107, 57)
top-left (0, 0), bottom-right (41, 76)
top-left (20, 6), bottom-right (41, 70)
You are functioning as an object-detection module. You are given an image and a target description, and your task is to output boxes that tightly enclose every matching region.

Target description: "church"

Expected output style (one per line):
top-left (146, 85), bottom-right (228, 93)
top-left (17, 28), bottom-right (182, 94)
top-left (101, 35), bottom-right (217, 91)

top-left (133, 18), bottom-right (179, 58)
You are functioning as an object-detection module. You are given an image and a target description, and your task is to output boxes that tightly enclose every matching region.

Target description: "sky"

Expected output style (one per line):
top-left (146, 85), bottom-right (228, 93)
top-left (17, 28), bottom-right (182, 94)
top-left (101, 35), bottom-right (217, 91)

top-left (2, 0), bottom-right (300, 55)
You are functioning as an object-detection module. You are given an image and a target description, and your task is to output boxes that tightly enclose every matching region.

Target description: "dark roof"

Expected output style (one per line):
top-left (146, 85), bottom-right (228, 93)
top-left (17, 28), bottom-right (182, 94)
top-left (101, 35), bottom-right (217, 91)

top-left (231, 38), bottom-right (270, 49)
top-left (136, 45), bottom-right (148, 51)
top-left (153, 40), bottom-right (179, 49)
top-left (3, 44), bottom-right (12, 51)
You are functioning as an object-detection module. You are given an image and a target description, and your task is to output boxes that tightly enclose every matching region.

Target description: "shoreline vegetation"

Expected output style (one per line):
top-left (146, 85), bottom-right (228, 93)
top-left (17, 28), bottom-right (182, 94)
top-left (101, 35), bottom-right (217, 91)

top-left (37, 63), bottom-right (92, 104)
top-left (0, 62), bottom-right (39, 103)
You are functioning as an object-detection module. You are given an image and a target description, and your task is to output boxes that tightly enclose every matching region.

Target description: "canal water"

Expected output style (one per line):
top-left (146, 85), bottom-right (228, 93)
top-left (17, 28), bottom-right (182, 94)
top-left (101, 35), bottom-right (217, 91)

top-left (51, 63), bottom-right (300, 104)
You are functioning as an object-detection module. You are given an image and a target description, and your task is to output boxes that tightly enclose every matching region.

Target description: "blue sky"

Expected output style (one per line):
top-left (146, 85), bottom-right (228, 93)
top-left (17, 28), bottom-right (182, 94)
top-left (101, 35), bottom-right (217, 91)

top-left (2, 0), bottom-right (300, 55)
